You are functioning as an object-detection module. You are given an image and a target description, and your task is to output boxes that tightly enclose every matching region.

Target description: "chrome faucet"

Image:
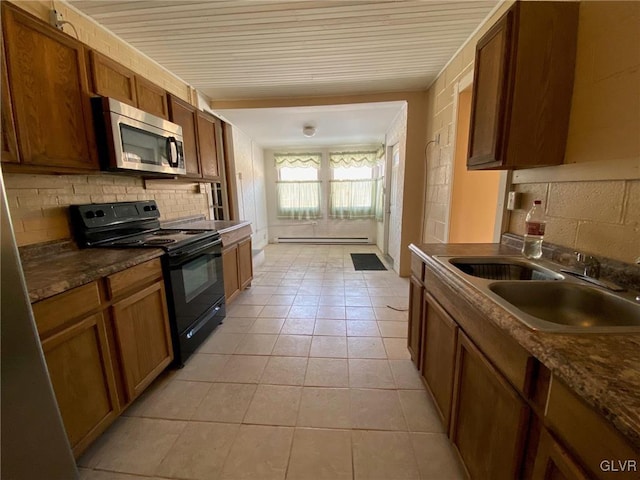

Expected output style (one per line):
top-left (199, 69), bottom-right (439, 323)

top-left (575, 252), bottom-right (600, 279)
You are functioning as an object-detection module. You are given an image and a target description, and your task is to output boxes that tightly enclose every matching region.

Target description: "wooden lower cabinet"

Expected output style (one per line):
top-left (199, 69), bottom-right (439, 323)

top-left (407, 276), bottom-right (423, 367)
top-left (32, 259), bottom-right (173, 458)
top-left (40, 312), bottom-right (119, 457)
top-left (532, 428), bottom-right (589, 480)
top-left (450, 332), bottom-right (530, 479)
top-left (111, 280), bottom-right (173, 403)
top-left (411, 252), bottom-right (639, 480)
top-left (238, 237), bottom-right (253, 289)
top-left (420, 292), bottom-right (458, 429)
top-left (223, 244), bottom-right (240, 302)
top-left (222, 229), bottom-right (253, 304)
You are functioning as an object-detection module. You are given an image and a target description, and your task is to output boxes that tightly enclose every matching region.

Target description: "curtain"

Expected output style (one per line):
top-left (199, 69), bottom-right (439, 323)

top-left (329, 150), bottom-right (381, 168)
top-left (274, 153), bottom-right (321, 169)
top-left (374, 176), bottom-right (384, 222)
top-left (329, 180), bottom-right (377, 219)
top-left (276, 181), bottom-right (322, 219)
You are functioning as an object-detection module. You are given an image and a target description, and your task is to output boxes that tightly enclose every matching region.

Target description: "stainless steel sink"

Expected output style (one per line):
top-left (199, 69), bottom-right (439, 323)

top-left (447, 256), bottom-right (563, 281)
top-left (432, 255), bottom-right (640, 333)
top-left (489, 282), bottom-right (640, 333)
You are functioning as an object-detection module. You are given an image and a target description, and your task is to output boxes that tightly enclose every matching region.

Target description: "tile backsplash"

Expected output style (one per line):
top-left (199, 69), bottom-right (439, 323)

top-left (507, 180), bottom-right (639, 264)
top-left (5, 173), bottom-right (209, 246)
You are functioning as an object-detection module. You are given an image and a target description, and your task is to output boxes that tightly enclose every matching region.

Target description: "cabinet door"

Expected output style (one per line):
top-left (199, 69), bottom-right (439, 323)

top-left (238, 237), bottom-right (253, 289)
top-left (2, 4), bottom-right (97, 169)
top-left (168, 95), bottom-right (201, 177)
top-left (450, 332), bottom-right (530, 479)
top-left (111, 280), bottom-right (173, 403)
top-left (223, 244), bottom-right (240, 302)
top-left (41, 312), bottom-right (119, 457)
top-left (196, 111), bottom-right (220, 179)
top-left (407, 276), bottom-right (424, 368)
top-left (89, 50), bottom-right (137, 107)
top-left (135, 76), bottom-right (169, 119)
top-left (532, 428), bottom-right (589, 480)
top-left (421, 293), bottom-right (458, 430)
top-left (1, 35), bottom-right (18, 163)
top-left (467, 9), bottom-right (514, 168)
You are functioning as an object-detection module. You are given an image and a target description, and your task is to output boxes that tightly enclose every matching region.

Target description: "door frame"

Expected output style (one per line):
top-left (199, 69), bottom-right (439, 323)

top-left (444, 71), bottom-right (511, 243)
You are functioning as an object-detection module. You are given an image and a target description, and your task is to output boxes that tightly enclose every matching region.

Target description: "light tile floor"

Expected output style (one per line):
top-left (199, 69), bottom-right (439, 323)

top-left (79, 244), bottom-right (465, 480)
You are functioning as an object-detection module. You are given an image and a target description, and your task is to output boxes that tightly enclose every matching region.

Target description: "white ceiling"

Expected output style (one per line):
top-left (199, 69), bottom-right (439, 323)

top-left (70, 0), bottom-right (500, 101)
top-left (215, 101), bottom-right (406, 147)
top-left (69, 0), bottom-right (500, 147)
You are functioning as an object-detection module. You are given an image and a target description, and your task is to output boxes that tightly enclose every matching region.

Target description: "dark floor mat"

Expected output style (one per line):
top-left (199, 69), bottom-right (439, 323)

top-left (350, 253), bottom-right (387, 271)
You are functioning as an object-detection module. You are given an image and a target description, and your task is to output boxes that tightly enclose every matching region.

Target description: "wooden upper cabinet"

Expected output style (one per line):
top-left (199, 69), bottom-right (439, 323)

top-left (89, 50), bottom-right (168, 120)
top-left (1, 35), bottom-right (18, 163)
top-left (2, 3), bottom-right (97, 169)
top-left (196, 111), bottom-right (220, 179)
top-left (89, 50), bottom-right (137, 107)
top-left (468, 1), bottom-right (579, 170)
top-left (168, 94), bottom-right (201, 178)
top-left (135, 76), bottom-right (169, 119)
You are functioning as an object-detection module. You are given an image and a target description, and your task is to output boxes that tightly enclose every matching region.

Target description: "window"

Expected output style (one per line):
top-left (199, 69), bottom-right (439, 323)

top-left (329, 151), bottom-right (380, 219)
top-left (275, 153), bottom-right (322, 219)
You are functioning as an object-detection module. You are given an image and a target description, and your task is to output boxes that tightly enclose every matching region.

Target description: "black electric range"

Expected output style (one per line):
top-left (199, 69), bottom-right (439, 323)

top-left (70, 200), bottom-right (225, 366)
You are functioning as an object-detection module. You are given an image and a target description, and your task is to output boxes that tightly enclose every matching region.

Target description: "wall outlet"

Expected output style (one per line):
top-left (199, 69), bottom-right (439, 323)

top-left (507, 191), bottom-right (520, 210)
top-left (49, 9), bottom-right (64, 30)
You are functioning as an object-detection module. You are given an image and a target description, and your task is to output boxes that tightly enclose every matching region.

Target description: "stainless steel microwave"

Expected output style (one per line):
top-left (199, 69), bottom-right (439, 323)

top-left (92, 97), bottom-right (186, 175)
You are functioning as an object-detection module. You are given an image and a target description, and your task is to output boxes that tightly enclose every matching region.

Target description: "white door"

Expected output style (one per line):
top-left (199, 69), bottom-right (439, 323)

top-left (386, 144), bottom-right (401, 266)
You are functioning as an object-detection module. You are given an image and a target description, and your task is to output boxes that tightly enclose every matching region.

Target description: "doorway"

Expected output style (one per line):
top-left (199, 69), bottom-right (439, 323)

top-left (447, 75), bottom-right (506, 243)
top-left (384, 143), bottom-right (401, 265)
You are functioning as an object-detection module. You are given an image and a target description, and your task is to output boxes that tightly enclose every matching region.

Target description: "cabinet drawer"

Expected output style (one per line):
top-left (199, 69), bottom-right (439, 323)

top-left (546, 378), bottom-right (638, 480)
top-left (106, 258), bottom-right (162, 299)
top-left (32, 281), bottom-right (102, 337)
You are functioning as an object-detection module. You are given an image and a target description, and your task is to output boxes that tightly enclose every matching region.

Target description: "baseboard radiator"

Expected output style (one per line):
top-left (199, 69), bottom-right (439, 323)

top-left (276, 236), bottom-right (371, 244)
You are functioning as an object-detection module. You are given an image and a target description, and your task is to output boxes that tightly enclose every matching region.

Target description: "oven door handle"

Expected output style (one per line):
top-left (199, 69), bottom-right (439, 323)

top-left (168, 238), bottom-right (222, 260)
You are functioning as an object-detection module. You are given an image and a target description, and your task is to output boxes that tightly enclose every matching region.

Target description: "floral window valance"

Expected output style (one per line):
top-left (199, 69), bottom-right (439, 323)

top-left (329, 150), bottom-right (383, 168)
top-left (274, 153), bottom-right (321, 169)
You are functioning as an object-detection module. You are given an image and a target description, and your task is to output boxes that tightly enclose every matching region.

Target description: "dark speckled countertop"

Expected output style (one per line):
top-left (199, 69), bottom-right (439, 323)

top-left (20, 215), bottom-right (251, 304)
top-left (409, 242), bottom-right (640, 450)
top-left (21, 241), bottom-right (164, 304)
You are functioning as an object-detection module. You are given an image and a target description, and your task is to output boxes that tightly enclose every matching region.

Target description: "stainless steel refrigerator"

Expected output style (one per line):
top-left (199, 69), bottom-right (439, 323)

top-left (1, 170), bottom-right (79, 479)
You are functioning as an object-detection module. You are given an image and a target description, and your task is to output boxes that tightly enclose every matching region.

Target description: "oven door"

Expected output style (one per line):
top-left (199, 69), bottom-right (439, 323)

top-left (166, 239), bottom-right (224, 335)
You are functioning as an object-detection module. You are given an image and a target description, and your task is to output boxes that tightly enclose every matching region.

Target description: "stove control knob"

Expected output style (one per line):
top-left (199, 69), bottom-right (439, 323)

top-left (95, 209), bottom-right (105, 218)
top-left (143, 205), bottom-right (157, 212)
top-left (85, 211), bottom-right (96, 219)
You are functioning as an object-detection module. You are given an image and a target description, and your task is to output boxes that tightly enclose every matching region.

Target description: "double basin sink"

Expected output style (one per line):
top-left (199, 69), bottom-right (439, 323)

top-left (433, 256), bottom-right (640, 333)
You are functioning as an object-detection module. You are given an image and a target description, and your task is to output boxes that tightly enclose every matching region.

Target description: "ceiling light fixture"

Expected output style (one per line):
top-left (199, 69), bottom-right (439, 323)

top-left (302, 125), bottom-right (316, 138)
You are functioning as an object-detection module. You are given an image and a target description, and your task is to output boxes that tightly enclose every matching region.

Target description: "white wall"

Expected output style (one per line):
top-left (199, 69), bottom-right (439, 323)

top-left (264, 147), bottom-right (382, 243)
top-left (231, 127), bottom-right (269, 250)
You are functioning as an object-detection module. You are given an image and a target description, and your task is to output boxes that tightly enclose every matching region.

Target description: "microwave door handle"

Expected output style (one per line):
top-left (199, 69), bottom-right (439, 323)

top-left (166, 137), bottom-right (179, 167)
